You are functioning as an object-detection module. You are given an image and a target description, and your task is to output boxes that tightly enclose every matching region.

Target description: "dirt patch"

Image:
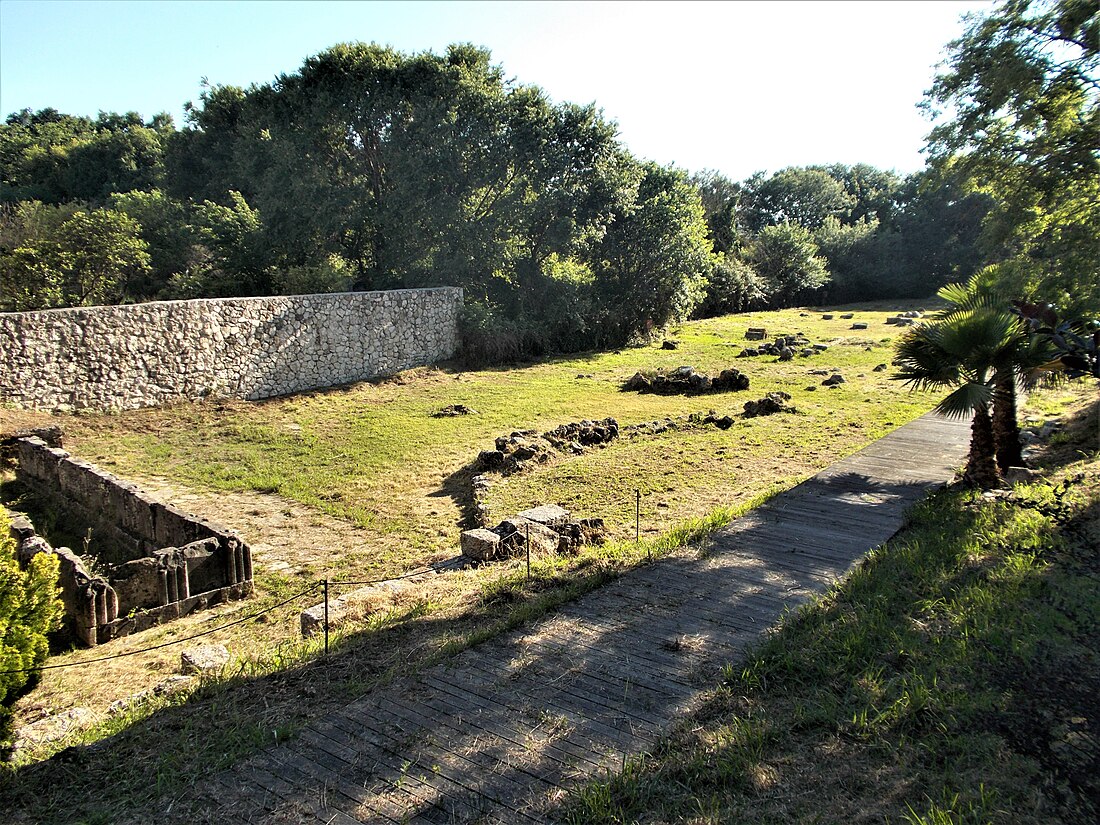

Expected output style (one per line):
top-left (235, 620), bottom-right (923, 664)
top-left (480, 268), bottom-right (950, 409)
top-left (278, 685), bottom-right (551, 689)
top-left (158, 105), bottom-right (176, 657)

top-left (129, 478), bottom-right (371, 577)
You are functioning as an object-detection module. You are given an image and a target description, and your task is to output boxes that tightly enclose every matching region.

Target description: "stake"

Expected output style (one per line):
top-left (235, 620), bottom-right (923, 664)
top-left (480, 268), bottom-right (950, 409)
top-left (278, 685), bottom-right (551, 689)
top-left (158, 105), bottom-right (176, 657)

top-left (323, 578), bottom-right (329, 656)
top-left (526, 523), bottom-right (531, 582)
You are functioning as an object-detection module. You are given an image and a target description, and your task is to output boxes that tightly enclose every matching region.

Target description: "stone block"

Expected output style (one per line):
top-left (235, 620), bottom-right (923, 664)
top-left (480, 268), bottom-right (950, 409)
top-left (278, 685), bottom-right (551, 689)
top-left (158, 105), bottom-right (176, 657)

top-left (744, 328), bottom-right (767, 340)
top-left (112, 483), bottom-right (157, 543)
top-left (516, 504), bottom-right (571, 528)
top-left (181, 644), bottom-right (230, 674)
top-left (499, 517), bottom-right (561, 556)
top-left (461, 528), bottom-right (503, 561)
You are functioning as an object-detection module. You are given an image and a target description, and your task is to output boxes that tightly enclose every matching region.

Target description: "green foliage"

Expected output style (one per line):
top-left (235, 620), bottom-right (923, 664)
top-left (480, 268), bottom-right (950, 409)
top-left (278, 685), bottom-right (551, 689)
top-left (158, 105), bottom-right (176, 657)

top-left (0, 512), bottom-right (63, 723)
top-left (589, 162), bottom-right (713, 345)
top-left (743, 166), bottom-right (856, 231)
top-left (748, 222), bottom-right (829, 304)
top-left (694, 253), bottom-right (765, 317)
top-left (0, 207), bottom-right (151, 310)
top-left (1, 109), bottom-right (169, 204)
top-left (925, 0), bottom-right (1100, 315)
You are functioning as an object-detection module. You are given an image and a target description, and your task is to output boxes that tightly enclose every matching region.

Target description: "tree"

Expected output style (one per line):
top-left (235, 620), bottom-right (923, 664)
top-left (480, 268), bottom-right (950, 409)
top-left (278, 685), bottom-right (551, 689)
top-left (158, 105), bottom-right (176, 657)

top-left (1, 109), bottom-right (170, 205)
top-left (0, 208), bottom-right (151, 310)
top-left (694, 253), bottom-right (766, 318)
top-left (690, 169), bottom-right (745, 254)
top-left (813, 215), bottom-right (880, 301)
top-left (742, 167), bottom-right (855, 232)
top-left (1, 512), bottom-right (63, 727)
top-left (893, 308), bottom-right (1025, 488)
top-left (924, 0), bottom-right (1100, 314)
top-left (748, 222), bottom-right (829, 305)
top-left (590, 161), bottom-right (713, 345)
top-left (936, 271), bottom-right (1050, 471)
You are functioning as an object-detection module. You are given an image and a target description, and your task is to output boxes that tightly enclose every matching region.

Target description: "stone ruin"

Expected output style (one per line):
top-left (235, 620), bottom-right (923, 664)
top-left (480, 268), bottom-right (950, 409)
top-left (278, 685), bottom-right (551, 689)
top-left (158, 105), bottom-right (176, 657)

top-left (460, 504), bottom-right (606, 562)
top-left (737, 333), bottom-right (829, 361)
top-left (5, 435), bottom-right (253, 646)
top-left (743, 392), bottom-right (796, 418)
top-left (477, 419), bottom-right (620, 476)
top-left (623, 366), bottom-right (750, 395)
top-left (886, 310), bottom-right (925, 326)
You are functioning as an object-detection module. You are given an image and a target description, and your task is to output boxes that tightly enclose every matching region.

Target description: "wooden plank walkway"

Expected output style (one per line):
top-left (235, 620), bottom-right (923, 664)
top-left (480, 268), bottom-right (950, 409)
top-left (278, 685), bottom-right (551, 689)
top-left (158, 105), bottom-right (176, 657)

top-left (170, 411), bottom-right (971, 824)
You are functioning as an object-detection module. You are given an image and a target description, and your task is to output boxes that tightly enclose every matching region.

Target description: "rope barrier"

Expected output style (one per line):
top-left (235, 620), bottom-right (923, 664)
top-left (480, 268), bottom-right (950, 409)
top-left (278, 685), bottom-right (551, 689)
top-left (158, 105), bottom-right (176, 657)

top-left (0, 581), bottom-right (322, 675)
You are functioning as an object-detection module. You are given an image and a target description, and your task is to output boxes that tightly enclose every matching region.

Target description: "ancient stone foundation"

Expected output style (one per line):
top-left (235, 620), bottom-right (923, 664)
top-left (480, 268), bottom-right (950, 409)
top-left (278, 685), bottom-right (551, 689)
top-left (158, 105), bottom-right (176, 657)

top-left (10, 436), bottom-right (253, 645)
top-left (0, 287), bottom-right (462, 412)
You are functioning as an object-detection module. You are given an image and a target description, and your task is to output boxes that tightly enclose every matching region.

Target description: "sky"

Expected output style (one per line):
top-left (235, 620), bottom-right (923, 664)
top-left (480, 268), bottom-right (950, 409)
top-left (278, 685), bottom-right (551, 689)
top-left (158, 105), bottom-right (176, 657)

top-left (0, 0), bottom-right (994, 182)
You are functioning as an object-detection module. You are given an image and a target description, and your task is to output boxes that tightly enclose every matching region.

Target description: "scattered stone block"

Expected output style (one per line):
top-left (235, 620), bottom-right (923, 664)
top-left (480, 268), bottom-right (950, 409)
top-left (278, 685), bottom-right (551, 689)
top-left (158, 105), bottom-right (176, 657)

top-left (873, 363), bottom-right (888, 372)
top-left (821, 314), bottom-right (834, 320)
top-left (745, 328), bottom-right (767, 340)
top-left (743, 392), bottom-right (794, 417)
top-left (840, 313), bottom-right (854, 319)
top-left (461, 528), bottom-right (503, 561)
top-left (1004, 466), bottom-right (1039, 484)
top-left (499, 518), bottom-right (561, 556)
top-left (181, 644), bottom-right (230, 674)
top-left (850, 322), bottom-right (869, 330)
top-left (432, 404), bottom-right (478, 417)
top-left (822, 373), bottom-right (846, 386)
top-left (516, 504), bottom-right (571, 528)
top-left (660, 340), bottom-right (679, 350)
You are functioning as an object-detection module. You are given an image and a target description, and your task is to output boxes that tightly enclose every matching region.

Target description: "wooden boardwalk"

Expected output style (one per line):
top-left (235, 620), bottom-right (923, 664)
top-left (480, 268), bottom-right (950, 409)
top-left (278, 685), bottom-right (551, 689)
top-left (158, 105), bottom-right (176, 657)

top-left (174, 412), bottom-right (971, 824)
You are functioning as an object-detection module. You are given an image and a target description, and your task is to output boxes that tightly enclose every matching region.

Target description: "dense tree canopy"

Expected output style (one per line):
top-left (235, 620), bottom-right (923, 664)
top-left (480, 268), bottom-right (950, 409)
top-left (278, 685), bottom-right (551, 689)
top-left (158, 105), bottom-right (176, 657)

top-left (925, 0), bottom-right (1100, 314)
top-left (4, 26), bottom-right (1070, 359)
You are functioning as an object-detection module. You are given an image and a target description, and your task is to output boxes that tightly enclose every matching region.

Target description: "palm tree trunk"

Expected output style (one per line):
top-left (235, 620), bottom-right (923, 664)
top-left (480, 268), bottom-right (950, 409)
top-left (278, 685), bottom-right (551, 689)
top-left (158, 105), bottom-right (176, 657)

top-left (992, 369), bottom-right (1023, 471)
top-left (963, 405), bottom-right (1001, 489)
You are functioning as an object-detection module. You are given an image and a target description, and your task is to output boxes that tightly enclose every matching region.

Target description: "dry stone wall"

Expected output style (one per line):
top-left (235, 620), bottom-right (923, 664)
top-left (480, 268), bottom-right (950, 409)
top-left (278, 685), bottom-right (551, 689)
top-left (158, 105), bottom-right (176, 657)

top-left (0, 288), bottom-right (462, 412)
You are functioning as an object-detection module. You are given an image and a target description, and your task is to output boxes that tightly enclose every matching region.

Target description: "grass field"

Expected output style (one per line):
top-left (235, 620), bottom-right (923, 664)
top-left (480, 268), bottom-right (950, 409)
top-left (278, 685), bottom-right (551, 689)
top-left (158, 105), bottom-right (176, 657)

top-left (6, 299), bottom-right (1068, 823)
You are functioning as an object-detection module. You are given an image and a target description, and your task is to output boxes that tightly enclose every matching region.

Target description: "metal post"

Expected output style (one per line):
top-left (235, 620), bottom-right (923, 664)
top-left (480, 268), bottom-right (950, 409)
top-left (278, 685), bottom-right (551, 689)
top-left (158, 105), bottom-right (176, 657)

top-left (322, 579), bottom-right (329, 656)
top-left (526, 523), bottom-right (531, 582)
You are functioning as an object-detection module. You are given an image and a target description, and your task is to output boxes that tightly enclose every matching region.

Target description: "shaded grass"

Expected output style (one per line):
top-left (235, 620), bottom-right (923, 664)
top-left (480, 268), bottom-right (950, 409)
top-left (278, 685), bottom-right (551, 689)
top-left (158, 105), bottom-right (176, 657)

top-left (559, 394), bottom-right (1100, 825)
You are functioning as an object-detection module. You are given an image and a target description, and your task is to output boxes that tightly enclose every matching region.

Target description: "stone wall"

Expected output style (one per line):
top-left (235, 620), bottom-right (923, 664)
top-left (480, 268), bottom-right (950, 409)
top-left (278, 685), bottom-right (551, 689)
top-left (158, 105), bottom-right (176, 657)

top-left (0, 287), bottom-right (463, 412)
top-left (13, 436), bottom-right (253, 645)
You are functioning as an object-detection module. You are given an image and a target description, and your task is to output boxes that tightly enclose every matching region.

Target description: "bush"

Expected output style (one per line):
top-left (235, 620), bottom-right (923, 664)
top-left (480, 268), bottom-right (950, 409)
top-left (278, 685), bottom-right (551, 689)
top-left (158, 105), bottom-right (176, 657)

top-left (457, 301), bottom-right (552, 366)
top-left (1, 512), bottom-right (63, 730)
top-left (695, 254), bottom-right (767, 318)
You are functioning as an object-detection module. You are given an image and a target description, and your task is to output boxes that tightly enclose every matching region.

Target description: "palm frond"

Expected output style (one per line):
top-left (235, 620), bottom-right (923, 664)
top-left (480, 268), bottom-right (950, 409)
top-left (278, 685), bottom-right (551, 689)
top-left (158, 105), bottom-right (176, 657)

top-left (935, 382), bottom-right (993, 420)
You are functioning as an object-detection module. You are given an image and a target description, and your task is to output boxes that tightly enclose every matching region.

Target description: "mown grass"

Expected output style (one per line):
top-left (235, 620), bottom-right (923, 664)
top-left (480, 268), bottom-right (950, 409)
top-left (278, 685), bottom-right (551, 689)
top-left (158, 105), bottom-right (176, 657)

top-left (560, 390), bottom-right (1100, 825)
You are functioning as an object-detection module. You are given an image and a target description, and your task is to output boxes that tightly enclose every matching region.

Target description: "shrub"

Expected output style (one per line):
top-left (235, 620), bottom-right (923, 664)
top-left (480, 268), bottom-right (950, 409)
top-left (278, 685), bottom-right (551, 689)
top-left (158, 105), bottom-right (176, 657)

top-left (1, 512), bottom-right (63, 729)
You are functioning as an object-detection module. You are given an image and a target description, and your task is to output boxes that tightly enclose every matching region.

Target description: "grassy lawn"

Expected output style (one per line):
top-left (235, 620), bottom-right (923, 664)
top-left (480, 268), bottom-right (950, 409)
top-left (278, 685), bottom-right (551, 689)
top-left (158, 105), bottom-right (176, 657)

top-left (560, 387), bottom-right (1099, 825)
top-left (53, 306), bottom-right (933, 571)
top-left (0, 302), bottom-right (953, 822)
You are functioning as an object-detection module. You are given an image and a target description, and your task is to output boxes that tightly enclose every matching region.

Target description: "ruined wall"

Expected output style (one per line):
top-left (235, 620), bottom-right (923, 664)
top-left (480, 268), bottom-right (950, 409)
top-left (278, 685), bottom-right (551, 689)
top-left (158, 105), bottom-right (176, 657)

top-left (0, 287), bottom-right (463, 412)
top-left (13, 436), bottom-right (253, 645)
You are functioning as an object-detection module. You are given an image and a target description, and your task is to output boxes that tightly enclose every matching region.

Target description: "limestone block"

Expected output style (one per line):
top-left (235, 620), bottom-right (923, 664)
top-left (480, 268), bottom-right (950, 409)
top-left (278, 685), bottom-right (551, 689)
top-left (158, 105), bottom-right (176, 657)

top-left (515, 504), bottom-right (571, 529)
top-left (461, 528), bottom-right (503, 561)
top-left (499, 517), bottom-right (561, 556)
top-left (181, 644), bottom-right (230, 674)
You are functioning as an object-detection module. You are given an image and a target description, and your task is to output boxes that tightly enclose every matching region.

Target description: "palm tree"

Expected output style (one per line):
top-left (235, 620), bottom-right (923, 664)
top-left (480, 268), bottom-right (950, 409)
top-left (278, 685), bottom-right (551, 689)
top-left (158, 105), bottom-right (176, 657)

top-left (893, 307), bottom-right (1024, 489)
top-left (935, 271), bottom-right (1049, 472)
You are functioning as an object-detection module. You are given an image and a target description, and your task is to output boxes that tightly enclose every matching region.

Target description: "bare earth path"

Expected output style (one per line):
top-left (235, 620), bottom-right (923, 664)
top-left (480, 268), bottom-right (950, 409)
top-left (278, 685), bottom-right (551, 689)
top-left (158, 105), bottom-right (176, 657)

top-left (160, 411), bottom-right (971, 824)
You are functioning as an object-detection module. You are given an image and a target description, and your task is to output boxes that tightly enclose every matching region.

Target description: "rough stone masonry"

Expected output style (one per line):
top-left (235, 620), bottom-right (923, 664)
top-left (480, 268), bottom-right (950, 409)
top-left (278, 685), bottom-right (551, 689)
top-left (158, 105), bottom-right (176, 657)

top-left (0, 288), bottom-right (463, 412)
